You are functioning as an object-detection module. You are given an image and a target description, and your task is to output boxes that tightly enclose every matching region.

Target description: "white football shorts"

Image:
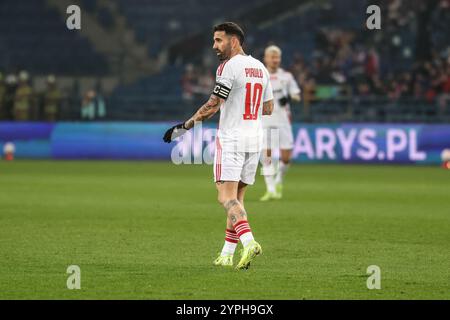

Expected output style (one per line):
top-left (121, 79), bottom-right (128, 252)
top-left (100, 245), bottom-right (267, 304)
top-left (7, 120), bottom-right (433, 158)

top-left (213, 141), bottom-right (260, 185)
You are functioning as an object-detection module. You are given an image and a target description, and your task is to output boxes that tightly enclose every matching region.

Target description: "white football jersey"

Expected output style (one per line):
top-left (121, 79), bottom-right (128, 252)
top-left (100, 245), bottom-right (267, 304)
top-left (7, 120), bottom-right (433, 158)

top-left (213, 54), bottom-right (273, 152)
top-left (262, 68), bottom-right (300, 127)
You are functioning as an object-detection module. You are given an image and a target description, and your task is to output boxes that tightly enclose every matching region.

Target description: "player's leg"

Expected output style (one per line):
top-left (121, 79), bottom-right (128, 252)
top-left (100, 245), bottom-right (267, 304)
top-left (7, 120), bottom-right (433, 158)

top-left (237, 180), bottom-right (247, 206)
top-left (216, 180), bottom-right (249, 231)
top-left (274, 149), bottom-right (292, 197)
top-left (234, 152), bottom-right (263, 269)
top-left (212, 141), bottom-right (241, 266)
top-left (260, 148), bottom-right (277, 201)
top-left (220, 182), bottom-right (248, 254)
top-left (260, 128), bottom-right (277, 201)
top-left (213, 150), bottom-right (261, 270)
top-left (277, 149), bottom-right (292, 181)
top-left (217, 180), bottom-right (261, 268)
top-left (213, 181), bottom-right (240, 267)
top-left (274, 124), bottom-right (294, 198)
top-left (219, 181), bottom-right (247, 257)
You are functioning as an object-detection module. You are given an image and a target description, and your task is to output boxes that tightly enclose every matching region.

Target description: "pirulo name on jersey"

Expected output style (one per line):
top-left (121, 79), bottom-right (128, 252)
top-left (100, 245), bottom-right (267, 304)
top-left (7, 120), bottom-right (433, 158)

top-left (245, 68), bottom-right (263, 78)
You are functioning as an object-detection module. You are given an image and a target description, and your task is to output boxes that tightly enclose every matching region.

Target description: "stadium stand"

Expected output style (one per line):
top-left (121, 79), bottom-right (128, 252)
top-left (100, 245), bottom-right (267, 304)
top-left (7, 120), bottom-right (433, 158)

top-left (116, 0), bottom-right (267, 57)
top-left (0, 0), bottom-right (108, 75)
top-left (0, 0), bottom-right (448, 122)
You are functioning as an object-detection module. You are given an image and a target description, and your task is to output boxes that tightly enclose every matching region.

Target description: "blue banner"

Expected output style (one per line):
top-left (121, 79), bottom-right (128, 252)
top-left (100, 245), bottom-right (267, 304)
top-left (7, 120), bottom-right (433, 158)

top-left (1, 122), bottom-right (449, 164)
top-left (290, 124), bottom-right (450, 164)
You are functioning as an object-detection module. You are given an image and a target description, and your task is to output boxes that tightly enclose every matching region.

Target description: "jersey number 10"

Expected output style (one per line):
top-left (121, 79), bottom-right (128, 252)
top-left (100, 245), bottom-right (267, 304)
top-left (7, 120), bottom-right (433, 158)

top-left (243, 83), bottom-right (263, 120)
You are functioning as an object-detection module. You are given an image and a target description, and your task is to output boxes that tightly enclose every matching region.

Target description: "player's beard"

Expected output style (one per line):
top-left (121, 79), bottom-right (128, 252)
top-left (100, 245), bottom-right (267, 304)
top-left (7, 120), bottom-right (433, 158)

top-left (216, 44), bottom-right (231, 61)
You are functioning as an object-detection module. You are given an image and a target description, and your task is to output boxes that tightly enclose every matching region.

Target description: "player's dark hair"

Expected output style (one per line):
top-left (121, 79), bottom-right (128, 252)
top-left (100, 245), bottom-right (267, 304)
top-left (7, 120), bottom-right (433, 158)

top-left (213, 22), bottom-right (245, 45)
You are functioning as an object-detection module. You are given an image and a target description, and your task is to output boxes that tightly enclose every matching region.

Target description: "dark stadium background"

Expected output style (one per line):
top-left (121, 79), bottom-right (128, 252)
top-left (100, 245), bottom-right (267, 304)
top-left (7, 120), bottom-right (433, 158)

top-left (1, 0), bottom-right (449, 163)
top-left (0, 0), bottom-right (449, 301)
top-left (0, 0), bottom-right (448, 122)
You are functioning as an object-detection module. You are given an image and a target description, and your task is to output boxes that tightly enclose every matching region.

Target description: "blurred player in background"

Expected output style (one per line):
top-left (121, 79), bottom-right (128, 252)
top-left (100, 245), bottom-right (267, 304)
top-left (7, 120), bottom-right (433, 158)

top-left (260, 45), bottom-right (301, 201)
top-left (163, 22), bottom-right (274, 270)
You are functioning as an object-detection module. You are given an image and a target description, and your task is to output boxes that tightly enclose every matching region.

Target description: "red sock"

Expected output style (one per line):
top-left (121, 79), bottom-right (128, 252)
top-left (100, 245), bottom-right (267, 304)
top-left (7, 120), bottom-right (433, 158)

top-left (221, 229), bottom-right (238, 255)
top-left (233, 220), bottom-right (255, 247)
top-left (225, 229), bottom-right (238, 244)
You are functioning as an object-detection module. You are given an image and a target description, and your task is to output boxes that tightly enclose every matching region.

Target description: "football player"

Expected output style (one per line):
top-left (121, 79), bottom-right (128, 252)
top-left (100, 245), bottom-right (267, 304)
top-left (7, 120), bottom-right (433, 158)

top-left (260, 45), bottom-right (301, 201)
top-left (164, 22), bottom-right (274, 269)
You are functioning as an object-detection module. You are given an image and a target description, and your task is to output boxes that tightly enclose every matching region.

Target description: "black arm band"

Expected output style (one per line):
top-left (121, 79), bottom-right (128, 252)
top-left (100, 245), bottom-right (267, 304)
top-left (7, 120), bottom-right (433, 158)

top-left (212, 82), bottom-right (231, 99)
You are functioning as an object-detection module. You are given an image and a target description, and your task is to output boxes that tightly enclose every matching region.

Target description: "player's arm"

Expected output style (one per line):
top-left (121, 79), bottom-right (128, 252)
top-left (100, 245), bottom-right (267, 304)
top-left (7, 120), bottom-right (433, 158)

top-left (262, 68), bottom-right (274, 115)
top-left (184, 77), bottom-right (232, 128)
top-left (287, 73), bottom-right (301, 103)
top-left (279, 94), bottom-right (300, 106)
top-left (163, 79), bottom-right (230, 142)
top-left (162, 95), bottom-right (222, 143)
top-left (279, 73), bottom-right (301, 106)
top-left (290, 93), bottom-right (301, 102)
top-left (183, 95), bottom-right (222, 129)
top-left (163, 63), bottom-right (233, 143)
top-left (262, 99), bottom-right (274, 115)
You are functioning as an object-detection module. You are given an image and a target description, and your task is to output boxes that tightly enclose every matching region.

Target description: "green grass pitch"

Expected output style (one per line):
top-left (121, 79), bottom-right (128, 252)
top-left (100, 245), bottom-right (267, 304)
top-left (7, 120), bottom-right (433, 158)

top-left (0, 160), bottom-right (449, 299)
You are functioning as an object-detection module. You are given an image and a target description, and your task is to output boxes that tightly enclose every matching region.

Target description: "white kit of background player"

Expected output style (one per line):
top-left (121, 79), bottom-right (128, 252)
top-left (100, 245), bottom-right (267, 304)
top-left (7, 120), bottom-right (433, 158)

top-left (260, 45), bottom-right (301, 201)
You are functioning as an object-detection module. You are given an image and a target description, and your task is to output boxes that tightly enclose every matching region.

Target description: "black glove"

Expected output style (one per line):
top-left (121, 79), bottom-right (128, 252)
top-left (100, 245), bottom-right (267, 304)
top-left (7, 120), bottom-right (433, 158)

top-left (163, 123), bottom-right (187, 143)
top-left (278, 96), bottom-right (291, 107)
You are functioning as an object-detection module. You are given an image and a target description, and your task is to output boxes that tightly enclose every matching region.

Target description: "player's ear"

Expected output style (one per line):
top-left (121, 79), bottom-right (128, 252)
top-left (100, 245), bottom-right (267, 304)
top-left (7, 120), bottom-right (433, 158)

top-left (231, 36), bottom-right (239, 49)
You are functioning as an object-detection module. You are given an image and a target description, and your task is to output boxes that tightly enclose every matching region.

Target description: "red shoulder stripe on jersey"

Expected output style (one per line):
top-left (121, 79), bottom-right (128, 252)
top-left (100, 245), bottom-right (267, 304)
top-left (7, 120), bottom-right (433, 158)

top-left (216, 63), bottom-right (221, 76)
top-left (217, 59), bottom-right (229, 76)
top-left (217, 63), bottom-right (224, 76)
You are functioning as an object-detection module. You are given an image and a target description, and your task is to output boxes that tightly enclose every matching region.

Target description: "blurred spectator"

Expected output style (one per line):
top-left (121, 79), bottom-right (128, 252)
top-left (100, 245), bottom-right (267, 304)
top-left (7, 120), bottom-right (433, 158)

top-left (181, 64), bottom-right (214, 101)
top-left (81, 90), bottom-right (96, 120)
top-left (302, 78), bottom-right (317, 115)
top-left (96, 94), bottom-right (106, 119)
top-left (365, 48), bottom-right (380, 77)
top-left (181, 64), bottom-right (196, 101)
top-left (81, 89), bottom-right (106, 120)
top-left (195, 69), bottom-right (214, 96)
top-left (4, 74), bottom-right (18, 120)
top-left (94, 81), bottom-right (107, 119)
top-left (13, 71), bottom-right (33, 121)
top-left (43, 75), bottom-right (61, 121)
